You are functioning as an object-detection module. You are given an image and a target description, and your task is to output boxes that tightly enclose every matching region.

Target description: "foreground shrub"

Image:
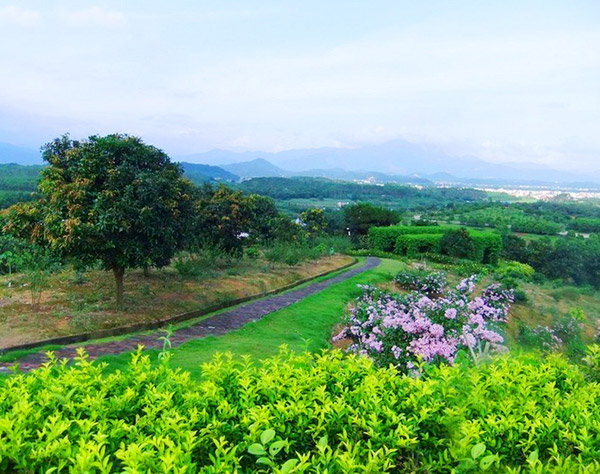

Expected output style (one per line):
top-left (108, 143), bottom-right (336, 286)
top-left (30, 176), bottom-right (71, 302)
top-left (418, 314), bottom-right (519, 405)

top-left (334, 276), bottom-right (514, 371)
top-left (2, 347), bottom-right (600, 472)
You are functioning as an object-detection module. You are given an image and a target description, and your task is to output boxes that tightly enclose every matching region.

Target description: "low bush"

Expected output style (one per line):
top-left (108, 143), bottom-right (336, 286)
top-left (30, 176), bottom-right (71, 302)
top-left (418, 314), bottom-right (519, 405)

top-left (173, 247), bottom-right (234, 277)
top-left (3, 347), bottom-right (600, 472)
top-left (496, 261), bottom-right (535, 281)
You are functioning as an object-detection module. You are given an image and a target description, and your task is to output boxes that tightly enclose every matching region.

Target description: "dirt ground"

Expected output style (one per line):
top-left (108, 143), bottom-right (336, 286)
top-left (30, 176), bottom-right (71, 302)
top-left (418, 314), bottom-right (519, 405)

top-left (0, 254), bottom-right (354, 348)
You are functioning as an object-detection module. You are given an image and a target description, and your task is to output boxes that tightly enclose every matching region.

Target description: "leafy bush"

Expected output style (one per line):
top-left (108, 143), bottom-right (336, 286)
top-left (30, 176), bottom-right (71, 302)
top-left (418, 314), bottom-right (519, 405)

top-left (313, 236), bottom-right (352, 255)
top-left (334, 276), bottom-right (514, 372)
top-left (4, 347), bottom-right (600, 472)
top-left (496, 261), bottom-right (535, 281)
top-left (264, 242), bottom-right (320, 266)
top-left (394, 269), bottom-right (447, 296)
top-left (245, 246), bottom-right (261, 259)
top-left (454, 260), bottom-right (490, 277)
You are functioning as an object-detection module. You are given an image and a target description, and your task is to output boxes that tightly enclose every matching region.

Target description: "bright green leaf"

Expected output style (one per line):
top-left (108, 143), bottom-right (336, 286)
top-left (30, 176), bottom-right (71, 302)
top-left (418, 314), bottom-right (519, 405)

top-left (471, 443), bottom-right (486, 459)
top-left (261, 428), bottom-right (276, 445)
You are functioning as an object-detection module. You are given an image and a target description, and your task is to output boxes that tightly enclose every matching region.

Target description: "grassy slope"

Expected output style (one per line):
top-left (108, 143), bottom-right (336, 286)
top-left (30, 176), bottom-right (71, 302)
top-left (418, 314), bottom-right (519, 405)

top-left (97, 258), bottom-right (406, 378)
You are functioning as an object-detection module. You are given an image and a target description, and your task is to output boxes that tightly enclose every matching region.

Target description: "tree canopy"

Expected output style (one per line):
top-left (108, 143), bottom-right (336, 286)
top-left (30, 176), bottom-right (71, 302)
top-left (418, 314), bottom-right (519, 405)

top-left (4, 134), bottom-right (195, 306)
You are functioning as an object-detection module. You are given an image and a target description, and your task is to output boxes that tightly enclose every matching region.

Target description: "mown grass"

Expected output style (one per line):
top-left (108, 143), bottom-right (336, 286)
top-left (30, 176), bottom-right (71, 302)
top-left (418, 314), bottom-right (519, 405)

top-left (96, 258), bottom-right (407, 378)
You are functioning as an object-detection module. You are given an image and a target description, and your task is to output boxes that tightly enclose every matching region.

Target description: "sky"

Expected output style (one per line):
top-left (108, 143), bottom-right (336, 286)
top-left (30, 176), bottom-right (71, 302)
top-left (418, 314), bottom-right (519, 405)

top-left (0, 0), bottom-right (599, 170)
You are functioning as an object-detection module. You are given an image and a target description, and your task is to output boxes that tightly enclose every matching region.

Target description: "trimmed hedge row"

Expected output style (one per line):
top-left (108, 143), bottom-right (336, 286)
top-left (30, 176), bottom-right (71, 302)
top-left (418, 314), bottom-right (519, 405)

top-left (369, 225), bottom-right (457, 252)
top-left (369, 225), bottom-right (501, 263)
top-left (2, 347), bottom-right (600, 472)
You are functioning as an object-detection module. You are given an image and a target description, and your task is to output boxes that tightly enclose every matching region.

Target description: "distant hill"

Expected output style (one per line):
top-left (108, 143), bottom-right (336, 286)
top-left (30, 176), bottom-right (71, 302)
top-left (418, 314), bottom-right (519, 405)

top-left (0, 143), bottom-right (42, 165)
top-left (179, 162), bottom-right (238, 184)
top-left (200, 157), bottom-right (433, 184)
top-left (221, 158), bottom-right (288, 178)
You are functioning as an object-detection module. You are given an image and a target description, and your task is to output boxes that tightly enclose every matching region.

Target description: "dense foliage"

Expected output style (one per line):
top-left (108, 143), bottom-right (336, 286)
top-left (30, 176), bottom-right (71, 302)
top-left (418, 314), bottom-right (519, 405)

top-left (502, 234), bottom-right (600, 287)
top-left (3, 347), bottom-right (600, 472)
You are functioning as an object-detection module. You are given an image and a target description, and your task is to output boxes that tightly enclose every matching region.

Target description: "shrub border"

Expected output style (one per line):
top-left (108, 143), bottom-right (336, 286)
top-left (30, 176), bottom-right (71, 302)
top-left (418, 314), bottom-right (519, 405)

top-left (0, 257), bottom-right (359, 355)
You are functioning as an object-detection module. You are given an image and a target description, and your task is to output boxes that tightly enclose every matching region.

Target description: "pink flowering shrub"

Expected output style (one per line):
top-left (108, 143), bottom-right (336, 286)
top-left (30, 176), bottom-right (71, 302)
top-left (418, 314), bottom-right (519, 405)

top-left (394, 269), bottom-right (447, 296)
top-left (334, 275), bottom-right (514, 372)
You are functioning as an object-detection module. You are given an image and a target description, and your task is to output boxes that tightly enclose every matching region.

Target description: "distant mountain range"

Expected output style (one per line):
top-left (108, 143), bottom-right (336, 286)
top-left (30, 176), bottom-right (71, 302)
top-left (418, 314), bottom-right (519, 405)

top-left (178, 139), bottom-right (600, 187)
top-left (221, 159), bottom-right (286, 178)
top-left (2, 139), bottom-right (599, 188)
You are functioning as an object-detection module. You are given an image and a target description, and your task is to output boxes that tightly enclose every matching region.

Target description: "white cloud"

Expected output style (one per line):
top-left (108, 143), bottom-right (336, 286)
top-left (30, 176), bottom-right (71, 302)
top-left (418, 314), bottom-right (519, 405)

top-left (0, 6), bottom-right (41, 27)
top-left (62, 7), bottom-right (126, 28)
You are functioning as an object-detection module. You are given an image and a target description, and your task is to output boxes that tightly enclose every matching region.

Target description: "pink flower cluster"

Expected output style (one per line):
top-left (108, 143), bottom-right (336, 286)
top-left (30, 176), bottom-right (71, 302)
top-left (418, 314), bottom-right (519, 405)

top-left (334, 276), bottom-right (514, 372)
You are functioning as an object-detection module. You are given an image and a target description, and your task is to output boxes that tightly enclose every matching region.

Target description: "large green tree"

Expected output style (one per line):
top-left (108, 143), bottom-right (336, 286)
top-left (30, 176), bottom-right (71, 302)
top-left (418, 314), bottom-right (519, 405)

top-left (5, 134), bottom-right (195, 307)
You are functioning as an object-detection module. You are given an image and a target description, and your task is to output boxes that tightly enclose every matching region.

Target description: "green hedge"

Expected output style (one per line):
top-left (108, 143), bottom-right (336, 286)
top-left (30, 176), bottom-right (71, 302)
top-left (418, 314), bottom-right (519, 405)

top-left (2, 348), bottom-right (600, 472)
top-left (469, 230), bottom-right (502, 264)
top-left (394, 231), bottom-right (501, 263)
top-left (368, 225), bottom-right (501, 264)
top-left (395, 233), bottom-right (443, 256)
top-left (369, 225), bottom-right (456, 251)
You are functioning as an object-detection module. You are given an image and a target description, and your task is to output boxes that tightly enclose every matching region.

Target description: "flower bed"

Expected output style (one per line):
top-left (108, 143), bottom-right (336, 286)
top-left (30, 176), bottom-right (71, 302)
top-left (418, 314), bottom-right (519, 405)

top-left (394, 269), bottom-right (447, 296)
top-left (334, 275), bottom-right (514, 372)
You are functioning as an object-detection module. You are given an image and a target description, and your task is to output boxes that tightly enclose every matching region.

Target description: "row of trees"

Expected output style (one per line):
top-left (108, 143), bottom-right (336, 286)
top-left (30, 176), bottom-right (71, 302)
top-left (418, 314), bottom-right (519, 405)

top-left (502, 234), bottom-right (600, 288)
top-left (0, 134), bottom-right (309, 307)
top-left (239, 177), bottom-right (488, 208)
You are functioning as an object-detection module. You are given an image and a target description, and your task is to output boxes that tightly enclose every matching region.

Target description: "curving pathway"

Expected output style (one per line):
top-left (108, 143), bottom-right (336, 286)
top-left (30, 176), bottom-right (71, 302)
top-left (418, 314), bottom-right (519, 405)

top-left (0, 257), bottom-right (380, 373)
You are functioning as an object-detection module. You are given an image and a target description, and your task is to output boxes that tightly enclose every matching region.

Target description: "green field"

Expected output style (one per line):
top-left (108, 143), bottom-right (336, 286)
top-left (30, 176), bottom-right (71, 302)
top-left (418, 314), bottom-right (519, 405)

top-left (87, 258), bottom-right (406, 377)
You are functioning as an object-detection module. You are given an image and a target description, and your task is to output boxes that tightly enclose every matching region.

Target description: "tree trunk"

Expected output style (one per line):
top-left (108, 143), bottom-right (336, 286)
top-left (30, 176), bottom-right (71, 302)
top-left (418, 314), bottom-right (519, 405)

top-left (143, 265), bottom-right (150, 277)
top-left (113, 266), bottom-right (125, 309)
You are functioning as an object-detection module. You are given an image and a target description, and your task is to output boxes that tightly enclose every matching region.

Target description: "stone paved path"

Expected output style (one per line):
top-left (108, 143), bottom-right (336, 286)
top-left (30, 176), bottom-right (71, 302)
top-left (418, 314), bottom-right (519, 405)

top-left (0, 257), bottom-right (380, 373)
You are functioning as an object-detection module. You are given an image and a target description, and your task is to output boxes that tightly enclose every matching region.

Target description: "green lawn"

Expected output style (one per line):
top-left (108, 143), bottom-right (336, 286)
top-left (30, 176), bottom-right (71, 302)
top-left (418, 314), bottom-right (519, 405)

top-left (97, 258), bottom-right (406, 378)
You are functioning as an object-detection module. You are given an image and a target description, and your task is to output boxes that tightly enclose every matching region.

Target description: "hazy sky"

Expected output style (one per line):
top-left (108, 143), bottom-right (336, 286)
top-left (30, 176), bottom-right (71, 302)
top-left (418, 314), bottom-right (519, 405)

top-left (1, 1), bottom-right (599, 170)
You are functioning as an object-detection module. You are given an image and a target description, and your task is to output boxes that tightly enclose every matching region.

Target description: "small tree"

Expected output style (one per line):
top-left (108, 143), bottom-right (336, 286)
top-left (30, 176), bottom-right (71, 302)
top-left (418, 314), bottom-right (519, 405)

top-left (246, 194), bottom-right (280, 244)
top-left (300, 208), bottom-right (327, 238)
top-left (193, 184), bottom-right (252, 255)
top-left (5, 134), bottom-right (195, 308)
top-left (344, 203), bottom-right (399, 237)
